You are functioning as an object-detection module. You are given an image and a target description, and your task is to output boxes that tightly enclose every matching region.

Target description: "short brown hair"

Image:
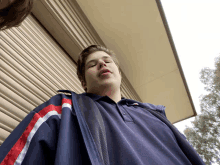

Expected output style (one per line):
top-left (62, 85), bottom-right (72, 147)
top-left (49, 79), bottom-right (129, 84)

top-left (77, 45), bottom-right (121, 92)
top-left (0, 0), bottom-right (34, 31)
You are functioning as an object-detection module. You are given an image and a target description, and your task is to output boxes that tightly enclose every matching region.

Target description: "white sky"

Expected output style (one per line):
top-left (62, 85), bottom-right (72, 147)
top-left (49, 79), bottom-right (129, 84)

top-left (160, 0), bottom-right (220, 134)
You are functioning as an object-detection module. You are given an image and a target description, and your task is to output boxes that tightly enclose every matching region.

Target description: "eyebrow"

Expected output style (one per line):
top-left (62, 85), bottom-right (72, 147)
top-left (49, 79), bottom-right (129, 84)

top-left (86, 56), bottom-right (111, 66)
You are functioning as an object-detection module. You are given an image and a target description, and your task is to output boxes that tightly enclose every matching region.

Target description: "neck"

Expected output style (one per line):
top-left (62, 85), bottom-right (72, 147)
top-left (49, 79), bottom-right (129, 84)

top-left (89, 86), bottom-right (122, 103)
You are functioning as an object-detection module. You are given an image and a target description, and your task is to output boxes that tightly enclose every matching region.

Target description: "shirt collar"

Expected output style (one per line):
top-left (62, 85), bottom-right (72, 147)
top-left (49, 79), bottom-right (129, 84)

top-left (80, 92), bottom-right (147, 108)
top-left (81, 92), bottom-right (126, 102)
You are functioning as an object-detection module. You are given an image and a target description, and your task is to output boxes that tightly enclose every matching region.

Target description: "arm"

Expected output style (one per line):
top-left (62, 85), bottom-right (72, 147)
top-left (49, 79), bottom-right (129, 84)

top-left (0, 100), bottom-right (61, 165)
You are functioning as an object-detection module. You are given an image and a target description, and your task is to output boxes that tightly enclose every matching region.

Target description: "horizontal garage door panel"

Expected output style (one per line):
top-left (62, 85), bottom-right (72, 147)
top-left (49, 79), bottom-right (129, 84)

top-left (1, 85), bottom-right (35, 111)
top-left (1, 71), bottom-right (44, 106)
top-left (0, 97), bottom-right (28, 120)
top-left (0, 112), bottom-right (19, 132)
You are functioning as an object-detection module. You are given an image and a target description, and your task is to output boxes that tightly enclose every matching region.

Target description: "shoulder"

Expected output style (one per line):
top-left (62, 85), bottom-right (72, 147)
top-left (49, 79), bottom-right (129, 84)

top-left (124, 98), bottom-right (167, 118)
top-left (33, 93), bottom-right (73, 114)
top-left (141, 102), bottom-right (167, 118)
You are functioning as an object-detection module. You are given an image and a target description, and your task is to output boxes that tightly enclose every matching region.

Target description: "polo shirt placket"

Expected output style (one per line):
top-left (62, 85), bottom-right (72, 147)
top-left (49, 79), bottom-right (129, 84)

top-left (116, 101), bottom-right (134, 123)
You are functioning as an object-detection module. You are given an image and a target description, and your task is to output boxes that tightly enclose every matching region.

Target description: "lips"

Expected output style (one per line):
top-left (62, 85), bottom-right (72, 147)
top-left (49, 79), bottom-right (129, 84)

top-left (99, 69), bottom-right (111, 76)
top-left (101, 72), bottom-right (110, 76)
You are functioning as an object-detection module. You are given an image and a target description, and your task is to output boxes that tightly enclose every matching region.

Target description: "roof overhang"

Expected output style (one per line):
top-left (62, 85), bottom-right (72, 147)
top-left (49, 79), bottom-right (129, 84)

top-left (31, 0), bottom-right (197, 123)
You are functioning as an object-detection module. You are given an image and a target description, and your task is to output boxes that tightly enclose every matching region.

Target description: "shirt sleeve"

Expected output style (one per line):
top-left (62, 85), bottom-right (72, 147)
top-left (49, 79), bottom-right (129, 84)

top-left (0, 107), bottom-right (60, 165)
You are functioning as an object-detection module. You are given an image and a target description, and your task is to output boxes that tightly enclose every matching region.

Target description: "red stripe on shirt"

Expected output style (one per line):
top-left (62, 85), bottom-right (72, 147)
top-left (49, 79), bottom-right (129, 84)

top-left (62, 98), bottom-right (72, 105)
top-left (0, 98), bottom-right (71, 165)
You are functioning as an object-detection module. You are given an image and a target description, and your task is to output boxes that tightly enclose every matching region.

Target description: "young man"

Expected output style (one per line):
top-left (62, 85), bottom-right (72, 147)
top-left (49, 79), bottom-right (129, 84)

top-left (0, 45), bottom-right (205, 165)
top-left (0, 0), bottom-right (34, 30)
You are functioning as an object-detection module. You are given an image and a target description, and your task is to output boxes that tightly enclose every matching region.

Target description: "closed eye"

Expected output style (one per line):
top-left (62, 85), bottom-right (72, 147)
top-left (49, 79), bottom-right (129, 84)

top-left (105, 60), bottom-right (112, 63)
top-left (89, 61), bottom-right (111, 67)
top-left (90, 64), bottom-right (96, 67)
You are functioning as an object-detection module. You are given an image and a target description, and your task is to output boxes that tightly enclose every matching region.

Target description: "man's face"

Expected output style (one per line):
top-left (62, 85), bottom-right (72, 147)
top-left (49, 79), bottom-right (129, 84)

top-left (82, 51), bottom-right (122, 93)
top-left (0, 0), bottom-right (15, 10)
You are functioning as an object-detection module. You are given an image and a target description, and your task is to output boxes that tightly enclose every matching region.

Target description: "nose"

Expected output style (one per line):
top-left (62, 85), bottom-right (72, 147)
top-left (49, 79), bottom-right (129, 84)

top-left (98, 60), bottom-right (107, 69)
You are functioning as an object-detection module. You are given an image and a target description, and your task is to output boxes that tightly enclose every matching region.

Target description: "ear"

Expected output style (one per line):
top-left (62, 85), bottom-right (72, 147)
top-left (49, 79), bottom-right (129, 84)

top-left (119, 70), bottom-right (122, 80)
top-left (81, 80), bottom-right (87, 91)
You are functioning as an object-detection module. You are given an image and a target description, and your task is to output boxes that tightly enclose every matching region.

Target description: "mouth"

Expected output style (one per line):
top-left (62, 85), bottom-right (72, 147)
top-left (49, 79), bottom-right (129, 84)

top-left (101, 71), bottom-right (110, 75)
top-left (100, 71), bottom-right (111, 76)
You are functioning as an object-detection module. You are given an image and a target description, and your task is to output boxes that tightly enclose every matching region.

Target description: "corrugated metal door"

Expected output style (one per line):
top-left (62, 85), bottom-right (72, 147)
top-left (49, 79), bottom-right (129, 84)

top-left (0, 15), bottom-right (84, 145)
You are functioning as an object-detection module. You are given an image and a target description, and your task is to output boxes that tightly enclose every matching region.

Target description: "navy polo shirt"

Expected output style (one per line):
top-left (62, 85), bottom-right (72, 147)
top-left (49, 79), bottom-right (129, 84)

top-left (82, 92), bottom-right (192, 165)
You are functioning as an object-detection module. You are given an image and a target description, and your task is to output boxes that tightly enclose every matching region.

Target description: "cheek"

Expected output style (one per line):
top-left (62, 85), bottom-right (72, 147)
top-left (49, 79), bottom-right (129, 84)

top-left (85, 70), bottom-right (96, 80)
top-left (89, 70), bottom-right (96, 74)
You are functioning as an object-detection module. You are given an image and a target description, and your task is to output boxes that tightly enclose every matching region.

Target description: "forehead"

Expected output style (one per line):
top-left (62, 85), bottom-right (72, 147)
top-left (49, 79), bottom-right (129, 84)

top-left (85, 51), bottom-right (111, 63)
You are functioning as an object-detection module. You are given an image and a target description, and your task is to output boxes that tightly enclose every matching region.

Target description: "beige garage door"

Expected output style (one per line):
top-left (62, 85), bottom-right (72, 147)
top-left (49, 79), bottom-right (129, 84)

top-left (0, 14), bottom-right (86, 145)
